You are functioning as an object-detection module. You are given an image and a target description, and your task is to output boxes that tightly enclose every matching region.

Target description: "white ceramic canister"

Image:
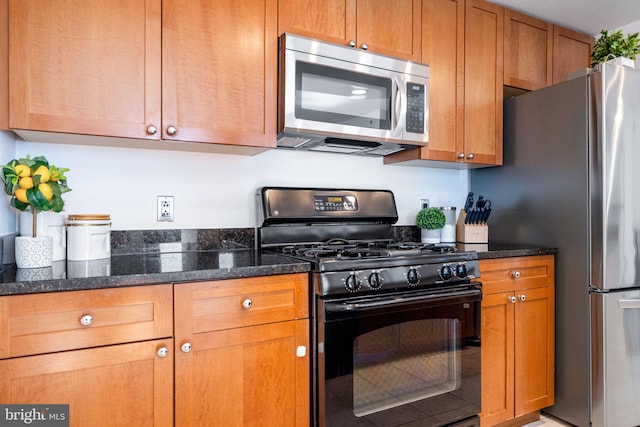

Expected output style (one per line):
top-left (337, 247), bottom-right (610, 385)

top-left (65, 214), bottom-right (111, 261)
top-left (440, 207), bottom-right (457, 243)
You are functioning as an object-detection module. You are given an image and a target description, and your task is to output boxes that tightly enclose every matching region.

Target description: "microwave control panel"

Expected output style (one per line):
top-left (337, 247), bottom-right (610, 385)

top-left (405, 83), bottom-right (425, 134)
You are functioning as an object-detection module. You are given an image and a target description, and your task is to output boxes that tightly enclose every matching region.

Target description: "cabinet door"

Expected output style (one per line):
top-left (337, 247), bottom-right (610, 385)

top-left (175, 319), bottom-right (310, 427)
top-left (552, 25), bottom-right (594, 84)
top-left (514, 286), bottom-right (555, 417)
top-left (278, 0), bottom-right (356, 46)
top-left (504, 10), bottom-right (553, 91)
top-left (355, 0), bottom-right (422, 61)
top-left (162, 0), bottom-right (277, 151)
top-left (463, 0), bottom-right (503, 166)
top-left (8, 0), bottom-right (161, 140)
top-left (480, 292), bottom-right (515, 426)
top-left (0, 339), bottom-right (173, 427)
top-left (419, 0), bottom-right (465, 162)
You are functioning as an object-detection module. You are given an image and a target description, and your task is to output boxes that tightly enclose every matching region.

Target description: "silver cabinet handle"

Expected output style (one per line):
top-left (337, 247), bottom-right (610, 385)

top-left (146, 124), bottom-right (158, 135)
top-left (348, 40), bottom-right (356, 48)
top-left (512, 271), bottom-right (521, 279)
top-left (181, 342), bottom-right (192, 353)
top-left (457, 152), bottom-right (465, 159)
top-left (508, 296), bottom-right (517, 303)
top-left (467, 153), bottom-right (475, 160)
top-left (166, 125), bottom-right (177, 136)
top-left (519, 294), bottom-right (526, 302)
top-left (157, 347), bottom-right (169, 358)
top-left (80, 314), bottom-right (93, 326)
top-left (619, 299), bottom-right (640, 309)
top-left (361, 42), bottom-right (368, 50)
top-left (242, 298), bottom-right (253, 309)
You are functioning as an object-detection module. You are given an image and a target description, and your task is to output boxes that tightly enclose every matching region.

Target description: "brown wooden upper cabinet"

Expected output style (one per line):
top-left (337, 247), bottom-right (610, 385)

top-left (552, 25), bottom-right (594, 84)
top-left (385, 0), bottom-right (503, 168)
top-left (278, 0), bottom-right (422, 61)
top-left (3, 0), bottom-right (277, 154)
top-left (504, 10), bottom-right (553, 91)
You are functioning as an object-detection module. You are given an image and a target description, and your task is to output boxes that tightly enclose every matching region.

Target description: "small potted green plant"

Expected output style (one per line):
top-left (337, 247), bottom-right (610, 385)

top-left (1, 155), bottom-right (71, 268)
top-left (416, 207), bottom-right (446, 244)
top-left (591, 29), bottom-right (640, 68)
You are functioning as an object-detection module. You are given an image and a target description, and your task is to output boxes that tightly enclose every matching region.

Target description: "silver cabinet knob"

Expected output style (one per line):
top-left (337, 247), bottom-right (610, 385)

top-left (508, 296), bottom-right (517, 303)
top-left (348, 40), bottom-right (356, 48)
top-left (512, 271), bottom-right (521, 279)
top-left (157, 347), bottom-right (169, 358)
top-left (361, 42), bottom-right (368, 50)
top-left (181, 342), bottom-right (192, 353)
top-left (457, 153), bottom-right (465, 159)
top-left (166, 125), bottom-right (177, 136)
top-left (242, 298), bottom-right (253, 309)
top-left (80, 314), bottom-right (93, 326)
top-left (519, 294), bottom-right (527, 302)
top-left (146, 124), bottom-right (158, 135)
top-left (467, 153), bottom-right (475, 160)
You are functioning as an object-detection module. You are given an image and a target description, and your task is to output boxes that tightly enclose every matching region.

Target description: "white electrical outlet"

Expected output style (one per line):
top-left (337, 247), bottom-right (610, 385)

top-left (157, 196), bottom-right (174, 222)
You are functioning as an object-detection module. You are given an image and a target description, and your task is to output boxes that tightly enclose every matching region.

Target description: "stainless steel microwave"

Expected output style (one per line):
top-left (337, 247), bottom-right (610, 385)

top-left (277, 33), bottom-right (429, 156)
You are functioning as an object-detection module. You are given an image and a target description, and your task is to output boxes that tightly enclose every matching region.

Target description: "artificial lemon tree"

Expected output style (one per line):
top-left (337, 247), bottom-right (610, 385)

top-left (1, 155), bottom-right (71, 237)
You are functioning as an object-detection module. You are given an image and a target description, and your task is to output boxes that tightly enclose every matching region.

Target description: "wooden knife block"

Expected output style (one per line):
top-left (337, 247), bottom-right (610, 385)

top-left (456, 209), bottom-right (488, 243)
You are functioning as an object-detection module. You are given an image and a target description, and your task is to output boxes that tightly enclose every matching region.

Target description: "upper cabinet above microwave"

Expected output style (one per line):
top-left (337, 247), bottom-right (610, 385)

top-left (278, 0), bottom-right (422, 62)
top-left (0, 0), bottom-right (277, 155)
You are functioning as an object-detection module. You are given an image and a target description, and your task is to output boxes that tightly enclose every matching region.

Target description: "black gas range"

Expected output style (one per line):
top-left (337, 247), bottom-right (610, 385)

top-left (257, 187), bottom-right (482, 427)
top-left (256, 187), bottom-right (480, 297)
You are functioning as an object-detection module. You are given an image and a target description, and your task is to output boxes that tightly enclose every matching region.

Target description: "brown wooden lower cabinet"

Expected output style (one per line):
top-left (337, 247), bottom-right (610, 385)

top-left (0, 274), bottom-right (311, 426)
top-left (174, 273), bottom-right (310, 427)
top-left (0, 339), bottom-right (174, 427)
top-left (479, 255), bottom-right (555, 426)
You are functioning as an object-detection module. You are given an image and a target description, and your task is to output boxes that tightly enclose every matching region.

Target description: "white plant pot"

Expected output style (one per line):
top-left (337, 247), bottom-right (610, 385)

top-left (19, 211), bottom-right (66, 261)
top-left (608, 56), bottom-right (635, 69)
top-left (15, 236), bottom-right (54, 269)
top-left (421, 228), bottom-right (441, 244)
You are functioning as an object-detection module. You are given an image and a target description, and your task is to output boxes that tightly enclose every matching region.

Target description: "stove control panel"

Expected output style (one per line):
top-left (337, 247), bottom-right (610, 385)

top-left (319, 259), bottom-right (480, 297)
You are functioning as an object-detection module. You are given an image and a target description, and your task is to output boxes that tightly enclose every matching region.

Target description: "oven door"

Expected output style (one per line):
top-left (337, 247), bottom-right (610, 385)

top-left (316, 286), bottom-right (481, 427)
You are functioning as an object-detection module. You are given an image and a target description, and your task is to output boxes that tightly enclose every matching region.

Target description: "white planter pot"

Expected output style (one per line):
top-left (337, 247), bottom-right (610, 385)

top-left (421, 228), bottom-right (441, 244)
top-left (19, 211), bottom-right (66, 261)
top-left (609, 56), bottom-right (635, 68)
top-left (15, 236), bottom-right (53, 269)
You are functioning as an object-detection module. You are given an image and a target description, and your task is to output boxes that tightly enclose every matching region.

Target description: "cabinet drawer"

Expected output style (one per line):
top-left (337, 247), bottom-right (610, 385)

top-left (479, 255), bottom-right (554, 295)
top-left (0, 285), bottom-right (173, 359)
top-left (174, 274), bottom-right (309, 335)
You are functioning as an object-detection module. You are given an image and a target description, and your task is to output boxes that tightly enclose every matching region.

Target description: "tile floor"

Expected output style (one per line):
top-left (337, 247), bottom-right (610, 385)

top-left (524, 414), bottom-right (575, 427)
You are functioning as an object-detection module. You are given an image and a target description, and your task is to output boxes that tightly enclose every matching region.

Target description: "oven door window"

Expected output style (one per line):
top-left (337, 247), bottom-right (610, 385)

top-left (353, 318), bottom-right (460, 417)
top-left (295, 61), bottom-right (392, 130)
top-left (320, 291), bottom-right (481, 426)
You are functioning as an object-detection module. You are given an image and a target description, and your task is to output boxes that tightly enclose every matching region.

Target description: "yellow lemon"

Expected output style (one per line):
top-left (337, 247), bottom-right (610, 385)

top-left (38, 183), bottom-right (53, 201)
top-left (18, 176), bottom-right (34, 189)
top-left (15, 188), bottom-right (28, 204)
top-left (33, 165), bottom-right (51, 183)
top-left (14, 164), bottom-right (31, 177)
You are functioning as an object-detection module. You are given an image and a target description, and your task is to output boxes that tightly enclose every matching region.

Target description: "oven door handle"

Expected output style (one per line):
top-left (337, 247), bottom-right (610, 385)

top-left (324, 288), bottom-right (481, 313)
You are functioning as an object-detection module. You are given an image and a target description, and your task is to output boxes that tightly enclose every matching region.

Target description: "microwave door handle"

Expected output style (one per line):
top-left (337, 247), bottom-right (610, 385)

top-left (392, 77), bottom-right (401, 134)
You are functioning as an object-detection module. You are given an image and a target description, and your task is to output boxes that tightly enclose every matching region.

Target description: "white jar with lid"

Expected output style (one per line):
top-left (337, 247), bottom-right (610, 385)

top-left (66, 214), bottom-right (111, 261)
top-left (439, 207), bottom-right (456, 243)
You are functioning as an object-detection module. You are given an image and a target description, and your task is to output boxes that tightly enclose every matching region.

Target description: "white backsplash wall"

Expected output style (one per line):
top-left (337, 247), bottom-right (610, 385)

top-left (7, 138), bottom-right (469, 230)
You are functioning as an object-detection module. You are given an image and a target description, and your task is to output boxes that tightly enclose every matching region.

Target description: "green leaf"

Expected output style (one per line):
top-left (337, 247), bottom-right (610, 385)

top-left (26, 187), bottom-right (51, 211)
top-left (10, 197), bottom-right (29, 211)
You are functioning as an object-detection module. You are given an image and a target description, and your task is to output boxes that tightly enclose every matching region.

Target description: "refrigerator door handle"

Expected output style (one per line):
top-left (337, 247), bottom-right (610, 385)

top-left (618, 299), bottom-right (640, 309)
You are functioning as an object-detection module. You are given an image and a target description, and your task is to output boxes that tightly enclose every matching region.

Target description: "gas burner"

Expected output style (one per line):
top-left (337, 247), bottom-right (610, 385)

top-left (387, 242), bottom-right (457, 254)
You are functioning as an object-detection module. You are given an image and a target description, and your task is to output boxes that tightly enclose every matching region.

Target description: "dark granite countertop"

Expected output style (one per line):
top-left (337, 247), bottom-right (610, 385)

top-left (0, 243), bottom-right (555, 296)
top-left (0, 249), bottom-right (310, 296)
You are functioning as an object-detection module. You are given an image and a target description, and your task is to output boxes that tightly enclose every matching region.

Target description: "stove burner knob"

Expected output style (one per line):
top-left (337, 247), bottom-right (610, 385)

top-left (368, 272), bottom-right (383, 290)
top-left (407, 268), bottom-right (420, 286)
top-left (456, 264), bottom-right (468, 279)
top-left (440, 265), bottom-right (454, 281)
top-left (345, 272), bottom-right (362, 292)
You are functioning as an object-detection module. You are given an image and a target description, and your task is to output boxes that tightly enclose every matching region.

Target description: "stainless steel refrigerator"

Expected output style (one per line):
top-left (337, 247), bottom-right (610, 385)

top-left (471, 62), bottom-right (640, 427)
